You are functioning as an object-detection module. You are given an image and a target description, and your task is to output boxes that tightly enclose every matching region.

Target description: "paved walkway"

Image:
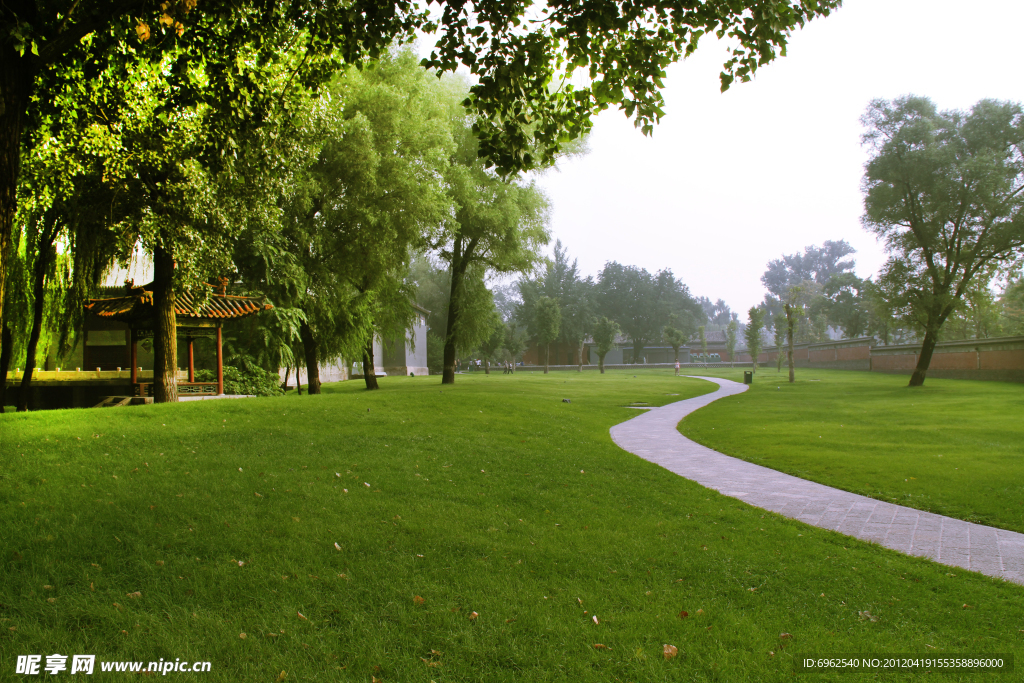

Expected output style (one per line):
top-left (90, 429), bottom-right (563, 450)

top-left (609, 376), bottom-right (1024, 585)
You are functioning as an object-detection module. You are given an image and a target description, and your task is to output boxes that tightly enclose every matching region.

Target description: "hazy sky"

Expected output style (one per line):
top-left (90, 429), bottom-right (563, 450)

top-left (529, 0), bottom-right (1024, 316)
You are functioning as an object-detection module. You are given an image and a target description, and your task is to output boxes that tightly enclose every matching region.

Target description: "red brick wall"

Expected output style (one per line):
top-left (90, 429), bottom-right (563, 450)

top-left (838, 345), bottom-right (870, 361)
top-left (927, 351), bottom-right (977, 370)
top-left (871, 353), bottom-right (918, 371)
top-left (981, 349), bottom-right (1024, 370)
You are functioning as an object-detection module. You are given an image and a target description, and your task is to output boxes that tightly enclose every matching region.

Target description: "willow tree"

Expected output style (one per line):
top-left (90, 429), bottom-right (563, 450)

top-left (254, 51), bottom-right (455, 393)
top-left (434, 126), bottom-right (550, 384)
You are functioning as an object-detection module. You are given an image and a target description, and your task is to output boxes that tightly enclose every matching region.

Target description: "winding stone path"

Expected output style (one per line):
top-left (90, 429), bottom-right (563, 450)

top-left (609, 376), bottom-right (1024, 585)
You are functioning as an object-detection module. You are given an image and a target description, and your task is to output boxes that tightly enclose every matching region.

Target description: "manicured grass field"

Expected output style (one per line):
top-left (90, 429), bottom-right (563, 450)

top-left (680, 368), bottom-right (1024, 534)
top-left (2, 370), bottom-right (1022, 682)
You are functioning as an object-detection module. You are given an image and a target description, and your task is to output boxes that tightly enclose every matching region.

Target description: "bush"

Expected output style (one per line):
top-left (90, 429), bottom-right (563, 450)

top-left (195, 357), bottom-right (283, 397)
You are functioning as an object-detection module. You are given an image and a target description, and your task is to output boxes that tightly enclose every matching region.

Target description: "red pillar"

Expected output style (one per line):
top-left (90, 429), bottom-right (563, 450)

top-left (216, 327), bottom-right (224, 395)
top-left (188, 338), bottom-right (195, 382)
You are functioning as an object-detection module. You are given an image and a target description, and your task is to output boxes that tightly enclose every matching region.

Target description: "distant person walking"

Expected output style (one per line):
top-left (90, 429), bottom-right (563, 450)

top-left (674, 359), bottom-right (680, 376)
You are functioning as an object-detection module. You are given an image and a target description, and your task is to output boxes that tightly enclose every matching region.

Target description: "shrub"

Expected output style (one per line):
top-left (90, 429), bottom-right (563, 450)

top-left (195, 356), bottom-right (283, 397)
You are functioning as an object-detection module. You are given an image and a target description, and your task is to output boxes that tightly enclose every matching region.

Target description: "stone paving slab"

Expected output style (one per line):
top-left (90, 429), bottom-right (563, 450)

top-left (609, 375), bottom-right (1024, 585)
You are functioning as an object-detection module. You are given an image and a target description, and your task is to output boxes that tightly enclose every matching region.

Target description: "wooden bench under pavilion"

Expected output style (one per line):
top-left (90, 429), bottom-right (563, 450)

top-left (84, 281), bottom-right (272, 397)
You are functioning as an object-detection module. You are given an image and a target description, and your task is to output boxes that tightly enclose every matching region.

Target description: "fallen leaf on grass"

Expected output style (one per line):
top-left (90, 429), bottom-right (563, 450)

top-left (254, 492), bottom-right (262, 498)
top-left (506, 618), bottom-right (515, 623)
top-left (297, 612), bottom-right (307, 621)
top-left (663, 644), bottom-right (678, 660)
top-left (127, 591), bottom-right (141, 599)
top-left (593, 644), bottom-right (610, 650)
top-left (678, 611), bottom-right (688, 619)
top-left (963, 604), bottom-right (974, 610)
top-left (43, 585), bottom-right (53, 590)
top-left (275, 672), bottom-right (287, 682)
top-left (90, 583), bottom-right (94, 592)
top-left (858, 611), bottom-right (878, 622)
top-left (334, 542), bottom-right (342, 551)
top-left (237, 561), bottom-right (245, 567)
top-left (592, 615), bottom-right (599, 625)
top-left (155, 561), bottom-right (164, 566)
top-left (413, 595), bottom-right (426, 606)
top-left (239, 633), bottom-right (247, 640)
top-left (780, 633), bottom-right (792, 639)
top-left (113, 602), bottom-right (122, 611)
top-left (468, 611), bottom-right (479, 621)
top-left (696, 609), bottom-right (703, 615)
top-left (47, 598), bottom-right (56, 604)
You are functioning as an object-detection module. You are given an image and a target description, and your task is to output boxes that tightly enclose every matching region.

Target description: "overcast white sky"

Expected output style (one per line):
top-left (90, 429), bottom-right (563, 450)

top-left (528, 0), bottom-right (1024, 317)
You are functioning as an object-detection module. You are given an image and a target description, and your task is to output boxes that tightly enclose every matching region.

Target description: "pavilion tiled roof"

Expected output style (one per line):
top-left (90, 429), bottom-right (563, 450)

top-left (85, 283), bottom-right (272, 322)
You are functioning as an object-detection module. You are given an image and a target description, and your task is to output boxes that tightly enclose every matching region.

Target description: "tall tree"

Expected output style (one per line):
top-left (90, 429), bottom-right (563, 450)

top-left (533, 296), bottom-right (561, 374)
top-left (745, 306), bottom-right (765, 372)
top-left (726, 320), bottom-right (738, 367)
top-left (252, 51), bottom-right (455, 394)
top-left (596, 262), bottom-right (701, 364)
top-left (773, 319), bottom-right (786, 372)
top-left (862, 96), bottom-right (1024, 386)
top-left (434, 125), bottom-right (549, 384)
top-left (662, 312), bottom-right (693, 364)
top-left (476, 312), bottom-right (505, 374)
top-left (592, 316), bottom-right (620, 375)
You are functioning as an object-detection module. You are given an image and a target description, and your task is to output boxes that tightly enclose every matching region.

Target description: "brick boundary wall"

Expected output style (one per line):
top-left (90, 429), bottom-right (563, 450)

top-left (731, 335), bottom-right (1024, 383)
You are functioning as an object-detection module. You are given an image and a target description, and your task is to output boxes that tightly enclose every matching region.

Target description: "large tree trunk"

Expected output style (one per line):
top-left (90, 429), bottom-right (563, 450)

top-left (152, 242), bottom-right (178, 403)
top-left (909, 325), bottom-right (941, 387)
top-left (484, 358), bottom-right (490, 374)
top-left (544, 343), bottom-right (549, 374)
top-left (362, 337), bottom-right (379, 390)
top-left (785, 304), bottom-right (796, 384)
top-left (442, 258), bottom-right (470, 385)
top-left (300, 321), bottom-right (321, 394)
top-left (17, 222), bottom-right (58, 412)
top-left (0, 41), bottom-right (35, 348)
top-left (578, 340), bottom-right (583, 372)
top-left (0, 323), bottom-right (11, 411)
top-left (598, 353), bottom-right (606, 374)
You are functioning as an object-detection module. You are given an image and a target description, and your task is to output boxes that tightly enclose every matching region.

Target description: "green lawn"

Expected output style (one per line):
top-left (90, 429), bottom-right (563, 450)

top-left (680, 368), bottom-right (1024, 534)
top-left (1, 371), bottom-right (1022, 682)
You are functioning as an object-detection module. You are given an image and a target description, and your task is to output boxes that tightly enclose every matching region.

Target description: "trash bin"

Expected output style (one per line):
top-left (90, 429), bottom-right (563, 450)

top-left (743, 370), bottom-right (753, 384)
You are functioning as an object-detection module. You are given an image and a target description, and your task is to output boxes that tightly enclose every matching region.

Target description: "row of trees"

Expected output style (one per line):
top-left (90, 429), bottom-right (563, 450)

top-left (2, 49), bottom-right (553, 408)
top-left (427, 240), bottom-right (736, 375)
top-left (2, 1), bottom-right (841, 407)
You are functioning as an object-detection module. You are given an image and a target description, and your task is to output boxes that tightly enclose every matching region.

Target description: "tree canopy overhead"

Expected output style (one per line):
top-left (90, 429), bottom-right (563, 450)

top-left (1, 0), bottom-right (843, 341)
